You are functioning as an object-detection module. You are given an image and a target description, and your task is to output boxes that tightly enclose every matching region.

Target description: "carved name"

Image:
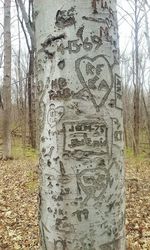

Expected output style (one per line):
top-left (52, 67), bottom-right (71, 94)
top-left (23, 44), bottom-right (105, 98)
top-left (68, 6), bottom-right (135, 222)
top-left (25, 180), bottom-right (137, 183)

top-left (63, 120), bottom-right (108, 155)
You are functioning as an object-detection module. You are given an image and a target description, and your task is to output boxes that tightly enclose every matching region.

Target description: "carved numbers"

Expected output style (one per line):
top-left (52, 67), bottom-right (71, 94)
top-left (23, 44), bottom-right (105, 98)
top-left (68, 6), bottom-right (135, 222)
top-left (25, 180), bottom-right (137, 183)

top-left (57, 34), bottom-right (102, 55)
top-left (63, 120), bottom-right (108, 156)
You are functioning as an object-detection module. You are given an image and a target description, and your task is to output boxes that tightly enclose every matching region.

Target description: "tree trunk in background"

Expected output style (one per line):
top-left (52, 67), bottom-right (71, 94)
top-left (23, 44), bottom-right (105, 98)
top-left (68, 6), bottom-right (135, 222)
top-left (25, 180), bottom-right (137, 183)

top-left (17, 0), bottom-right (37, 148)
top-left (28, 49), bottom-right (36, 148)
top-left (2, 0), bottom-right (12, 160)
top-left (133, 0), bottom-right (140, 156)
top-left (35, 0), bottom-right (125, 249)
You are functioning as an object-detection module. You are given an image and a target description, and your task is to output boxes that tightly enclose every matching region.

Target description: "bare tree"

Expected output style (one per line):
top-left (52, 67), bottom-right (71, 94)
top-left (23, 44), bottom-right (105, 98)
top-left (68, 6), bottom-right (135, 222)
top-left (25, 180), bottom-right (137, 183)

top-left (16, 0), bottom-right (36, 148)
top-left (2, 0), bottom-right (12, 159)
top-left (35, 0), bottom-right (125, 249)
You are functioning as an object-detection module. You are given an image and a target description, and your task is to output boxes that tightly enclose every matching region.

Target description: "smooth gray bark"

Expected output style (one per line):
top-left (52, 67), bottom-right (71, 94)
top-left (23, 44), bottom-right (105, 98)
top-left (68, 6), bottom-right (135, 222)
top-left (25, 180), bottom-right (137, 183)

top-left (35, 0), bottom-right (125, 249)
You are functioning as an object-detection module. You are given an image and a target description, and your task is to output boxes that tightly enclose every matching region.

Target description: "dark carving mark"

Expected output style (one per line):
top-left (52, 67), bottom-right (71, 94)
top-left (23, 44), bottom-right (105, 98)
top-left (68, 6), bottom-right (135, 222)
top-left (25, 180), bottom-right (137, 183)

top-left (58, 59), bottom-right (65, 70)
top-left (115, 74), bottom-right (123, 110)
top-left (76, 26), bottom-right (84, 41)
top-left (47, 207), bottom-right (53, 213)
top-left (66, 40), bottom-right (82, 54)
top-left (54, 238), bottom-right (67, 250)
top-left (112, 118), bottom-right (123, 151)
top-left (40, 221), bottom-right (48, 250)
top-left (55, 218), bottom-right (75, 234)
top-left (49, 78), bottom-right (72, 100)
top-left (55, 7), bottom-right (76, 28)
top-left (60, 161), bottom-right (66, 176)
top-left (47, 104), bottom-right (64, 128)
top-left (108, 99), bottom-right (115, 108)
top-left (101, 0), bottom-right (109, 10)
top-left (41, 34), bottom-right (65, 48)
top-left (75, 55), bottom-right (113, 111)
top-left (91, 35), bottom-right (102, 49)
top-left (100, 26), bottom-right (112, 42)
top-left (63, 120), bottom-right (109, 157)
top-left (59, 34), bottom-right (102, 55)
top-left (92, 0), bottom-right (98, 14)
top-left (83, 37), bottom-right (93, 51)
top-left (44, 50), bottom-right (55, 59)
top-left (44, 146), bottom-right (54, 158)
top-left (72, 209), bottom-right (89, 222)
top-left (82, 16), bottom-right (112, 28)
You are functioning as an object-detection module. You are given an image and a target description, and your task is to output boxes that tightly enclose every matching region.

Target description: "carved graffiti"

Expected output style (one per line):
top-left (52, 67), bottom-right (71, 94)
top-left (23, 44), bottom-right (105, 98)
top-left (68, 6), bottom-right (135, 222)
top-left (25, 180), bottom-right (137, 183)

top-left (91, 0), bottom-right (114, 15)
top-left (76, 159), bottom-right (110, 205)
top-left (57, 29), bottom-right (103, 55)
top-left (75, 55), bottom-right (113, 111)
top-left (115, 74), bottom-right (123, 110)
top-left (49, 78), bottom-right (72, 100)
top-left (63, 120), bottom-right (108, 156)
top-left (55, 218), bottom-right (75, 234)
top-left (112, 118), bottom-right (123, 147)
top-left (47, 104), bottom-right (64, 128)
top-left (72, 209), bottom-right (89, 222)
top-left (54, 238), bottom-right (67, 250)
top-left (55, 7), bottom-right (76, 28)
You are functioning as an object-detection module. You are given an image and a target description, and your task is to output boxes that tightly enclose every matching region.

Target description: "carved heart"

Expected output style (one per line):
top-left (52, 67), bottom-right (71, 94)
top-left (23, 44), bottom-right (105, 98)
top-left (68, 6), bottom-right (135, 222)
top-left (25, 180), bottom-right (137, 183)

top-left (47, 104), bottom-right (64, 127)
top-left (75, 55), bottom-right (113, 111)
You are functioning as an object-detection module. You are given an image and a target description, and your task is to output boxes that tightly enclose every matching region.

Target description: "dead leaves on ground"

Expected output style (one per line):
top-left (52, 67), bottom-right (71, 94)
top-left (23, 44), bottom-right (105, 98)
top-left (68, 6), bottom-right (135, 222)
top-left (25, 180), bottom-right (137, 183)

top-left (126, 158), bottom-right (150, 249)
top-left (0, 160), bottom-right (40, 249)
top-left (0, 157), bottom-right (150, 249)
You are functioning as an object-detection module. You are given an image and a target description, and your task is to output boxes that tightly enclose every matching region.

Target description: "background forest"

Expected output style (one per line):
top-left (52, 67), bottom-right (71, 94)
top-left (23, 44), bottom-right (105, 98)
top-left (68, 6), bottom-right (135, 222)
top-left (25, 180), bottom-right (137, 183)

top-left (0, 0), bottom-right (150, 249)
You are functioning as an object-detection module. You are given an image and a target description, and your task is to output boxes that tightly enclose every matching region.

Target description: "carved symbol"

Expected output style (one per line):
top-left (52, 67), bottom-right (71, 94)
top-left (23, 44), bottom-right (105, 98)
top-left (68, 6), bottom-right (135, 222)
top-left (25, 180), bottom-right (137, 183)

top-left (77, 159), bottom-right (110, 205)
top-left (55, 218), bottom-right (75, 234)
top-left (47, 104), bottom-right (64, 128)
top-left (55, 7), bottom-right (76, 29)
top-left (72, 209), bottom-right (89, 222)
top-left (115, 74), bottom-right (122, 110)
top-left (112, 118), bottom-right (123, 150)
top-left (54, 238), bottom-right (67, 250)
top-left (75, 55), bottom-right (113, 111)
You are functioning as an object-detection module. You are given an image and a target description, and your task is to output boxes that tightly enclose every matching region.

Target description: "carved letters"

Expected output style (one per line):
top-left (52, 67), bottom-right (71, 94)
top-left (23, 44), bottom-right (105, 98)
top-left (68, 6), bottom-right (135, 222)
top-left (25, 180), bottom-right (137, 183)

top-left (75, 55), bottom-right (113, 111)
top-left (115, 74), bottom-right (123, 110)
top-left (63, 120), bottom-right (108, 156)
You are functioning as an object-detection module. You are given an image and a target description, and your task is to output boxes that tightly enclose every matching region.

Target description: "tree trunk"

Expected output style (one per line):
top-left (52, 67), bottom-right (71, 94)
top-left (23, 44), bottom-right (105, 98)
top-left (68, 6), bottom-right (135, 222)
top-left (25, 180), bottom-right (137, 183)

top-left (28, 49), bottom-right (36, 148)
top-left (16, 0), bottom-right (37, 148)
top-left (35, 0), bottom-right (125, 249)
top-left (133, 0), bottom-right (140, 156)
top-left (2, 0), bottom-right (12, 160)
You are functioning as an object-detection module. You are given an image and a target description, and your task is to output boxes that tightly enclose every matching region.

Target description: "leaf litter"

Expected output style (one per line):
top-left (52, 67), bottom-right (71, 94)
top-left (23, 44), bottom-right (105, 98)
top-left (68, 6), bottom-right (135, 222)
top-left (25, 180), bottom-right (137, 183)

top-left (0, 157), bottom-right (150, 249)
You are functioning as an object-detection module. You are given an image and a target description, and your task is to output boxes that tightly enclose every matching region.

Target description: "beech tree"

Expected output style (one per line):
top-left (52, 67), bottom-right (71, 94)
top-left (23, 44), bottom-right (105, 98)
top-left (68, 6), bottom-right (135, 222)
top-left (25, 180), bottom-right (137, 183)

top-left (2, 0), bottom-right (12, 159)
top-left (35, 0), bottom-right (125, 249)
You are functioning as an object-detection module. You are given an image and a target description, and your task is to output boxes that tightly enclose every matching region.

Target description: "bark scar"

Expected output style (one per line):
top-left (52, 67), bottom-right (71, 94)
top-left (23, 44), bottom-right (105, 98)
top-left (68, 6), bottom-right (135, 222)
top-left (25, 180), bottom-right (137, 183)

top-left (92, 0), bottom-right (98, 14)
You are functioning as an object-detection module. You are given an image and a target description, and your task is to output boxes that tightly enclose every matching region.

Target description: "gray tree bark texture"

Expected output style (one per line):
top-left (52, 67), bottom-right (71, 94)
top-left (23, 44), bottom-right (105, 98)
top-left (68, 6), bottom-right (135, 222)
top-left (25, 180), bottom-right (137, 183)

top-left (2, 0), bottom-right (12, 159)
top-left (34, 0), bottom-right (125, 249)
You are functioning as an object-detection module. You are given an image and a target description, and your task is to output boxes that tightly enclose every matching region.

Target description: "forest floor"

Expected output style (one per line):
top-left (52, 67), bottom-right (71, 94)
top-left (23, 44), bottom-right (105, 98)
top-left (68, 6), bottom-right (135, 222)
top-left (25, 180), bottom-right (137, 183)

top-left (0, 150), bottom-right (150, 249)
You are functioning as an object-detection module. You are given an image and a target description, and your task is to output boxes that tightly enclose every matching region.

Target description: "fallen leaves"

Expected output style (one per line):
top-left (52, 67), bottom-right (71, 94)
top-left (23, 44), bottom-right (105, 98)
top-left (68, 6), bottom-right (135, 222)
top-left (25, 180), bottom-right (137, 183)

top-left (0, 157), bottom-right (150, 249)
top-left (0, 159), bottom-right (40, 249)
top-left (126, 158), bottom-right (150, 249)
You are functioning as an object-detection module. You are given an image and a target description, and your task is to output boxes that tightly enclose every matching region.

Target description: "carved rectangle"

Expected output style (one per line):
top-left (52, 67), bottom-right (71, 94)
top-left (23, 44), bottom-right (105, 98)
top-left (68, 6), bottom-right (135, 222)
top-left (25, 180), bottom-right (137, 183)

top-left (63, 120), bottom-right (108, 155)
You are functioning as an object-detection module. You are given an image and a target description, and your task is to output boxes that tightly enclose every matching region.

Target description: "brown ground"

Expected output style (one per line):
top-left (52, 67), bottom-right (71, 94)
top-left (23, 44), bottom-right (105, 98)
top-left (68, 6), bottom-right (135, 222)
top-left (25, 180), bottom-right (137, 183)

top-left (0, 157), bottom-right (150, 249)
